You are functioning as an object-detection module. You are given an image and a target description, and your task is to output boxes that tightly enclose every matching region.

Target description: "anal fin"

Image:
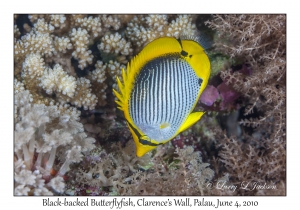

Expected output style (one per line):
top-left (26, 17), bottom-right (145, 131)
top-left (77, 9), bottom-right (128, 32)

top-left (177, 112), bottom-right (205, 134)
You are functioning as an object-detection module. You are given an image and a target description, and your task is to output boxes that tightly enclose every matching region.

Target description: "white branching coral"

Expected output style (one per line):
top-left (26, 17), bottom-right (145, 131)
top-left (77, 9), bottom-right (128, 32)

top-left (15, 102), bottom-right (50, 168)
top-left (73, 132), bottom-right (96, 152)
top-left (67, 146), bottom-right (83, 162)
top-left (39, 64), bottom-right (77, 97)
top-left (28, 14), bottom-right (49, 23)
top-left (166, 14), bottom-right (197, 38)
top-left (106, 60), bottom-right (126, 92)
top-left (89, 61), bottom-right (106, 83)
top-left (14, 169), bottom-right (53, 196)
top-left (14, 25), bottom-right (21, 39)
top-left (41, 129), bottom-right (73, 152)
top-left (125, 14), bottom-right (197, 51)
top-left (22, 103), bottom-right (50, 130)
top-left (111, 14), bottom-right (134, 26)
top-left (39, 66), bottom-right (97, 110)
top-left (53, 36), bottom-right (73, 54)
top-left (14, 79), bottom-right (27, 119)
top-left (14, 184), bottom-right (31, 195)
top-left (126, 15), bottom-right (157, 49)
top-left (14, 126), bottom-right (35, 155)
top-left (50, 14), bottom-right (67, 29)
top-left (74, 16), bottom-right (102, 38)
top-left (98, 32), bottom-right (133, 56)
top-left (72, 77), bottom-right (97, 110)
top-left (87, 61), bottom-right (108, 106)
top-left (34, 18), bottom-right (54, 34)
top-left (55, 104), bottom-right (84, 134)
top-left (18, 32), bottom-right (55, 58)
top-left (15, 169), bottom-right (36, 186)
top-left (58, 146), bottom-right (83, 176)
top-left (107, 60), bottom-right (125, 81)
top-left (14, 87), bottom-right (33, 119)
top-left (14, 89), bottom-right (96, 195)
top-left (14, 79), bottom-right (25, 94)
top-left (101, 14), bottom-right (121, 31)
top-left (22, 53), bottom-right (45, 79)
top-left (14, 39), bottom-right (24, 60)
top-left (70, 28), bottom-right (93, 69)
top-left (125, 14), bottom-right (169, 49)
top-left (145, 14), bottom-right (168, 32)
top-left (47, 176), bottom-right (65, 193)
top-left (19, 51), bottom-right (98, 110)
top-left (14, 18), bottom-right (56, 64)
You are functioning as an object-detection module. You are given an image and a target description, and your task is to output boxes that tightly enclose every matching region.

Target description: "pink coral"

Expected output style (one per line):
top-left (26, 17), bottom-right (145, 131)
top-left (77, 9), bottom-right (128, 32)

top-left (217, 81), bottom-right (241, 110)
top-left (200, 85), bottom-right (219, 106)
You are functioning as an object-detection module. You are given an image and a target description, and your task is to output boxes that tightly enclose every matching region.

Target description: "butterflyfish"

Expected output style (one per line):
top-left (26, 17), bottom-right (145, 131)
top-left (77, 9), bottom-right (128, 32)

top-left (113, 36), bottom-right (210, 157)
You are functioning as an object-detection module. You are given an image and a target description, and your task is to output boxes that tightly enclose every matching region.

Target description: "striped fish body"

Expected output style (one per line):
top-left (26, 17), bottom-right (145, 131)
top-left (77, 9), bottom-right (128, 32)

top-left (114, 37), bottom-right (210, 157)
top-left (130, 55), bottom-right (202, 141)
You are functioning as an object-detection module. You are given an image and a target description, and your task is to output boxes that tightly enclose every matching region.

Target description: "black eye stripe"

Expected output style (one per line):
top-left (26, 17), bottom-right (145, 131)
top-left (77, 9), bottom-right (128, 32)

top-left (127, 120), bottom-right (141, 139)
top-left (139, 139), bottom-right (162, 146)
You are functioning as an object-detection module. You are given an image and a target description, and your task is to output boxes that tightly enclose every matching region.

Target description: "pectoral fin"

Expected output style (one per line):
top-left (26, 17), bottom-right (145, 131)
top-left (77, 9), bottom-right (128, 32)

top-left (177, 112), bottom-right (205, 134)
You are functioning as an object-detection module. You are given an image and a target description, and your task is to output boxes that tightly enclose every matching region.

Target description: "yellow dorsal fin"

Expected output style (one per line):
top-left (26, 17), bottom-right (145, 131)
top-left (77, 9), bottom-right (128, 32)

top-left (177, 111), bottom-right (205, 134)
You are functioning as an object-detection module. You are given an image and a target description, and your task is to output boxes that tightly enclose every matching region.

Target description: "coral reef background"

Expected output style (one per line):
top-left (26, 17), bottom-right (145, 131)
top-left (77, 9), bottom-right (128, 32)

top-left (14, 14), bottom-right (286, 196)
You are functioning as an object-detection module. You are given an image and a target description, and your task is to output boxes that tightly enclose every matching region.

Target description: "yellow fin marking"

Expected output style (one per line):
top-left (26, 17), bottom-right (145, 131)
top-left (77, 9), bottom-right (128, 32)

top-left (114, 100), bottom-right (123, 109)
top-left (113, 89), bottom-right (123, 102)
top-left (177, 112), bottom-right (205, 134)
top-left (160, 122), bottom-right (170, 129)
top-left (113, 89), bottom-right (124, 109)
top-left (121, 68), bottom-right (127, 86)
top-left (116, 77), bottom-right (124, 95)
